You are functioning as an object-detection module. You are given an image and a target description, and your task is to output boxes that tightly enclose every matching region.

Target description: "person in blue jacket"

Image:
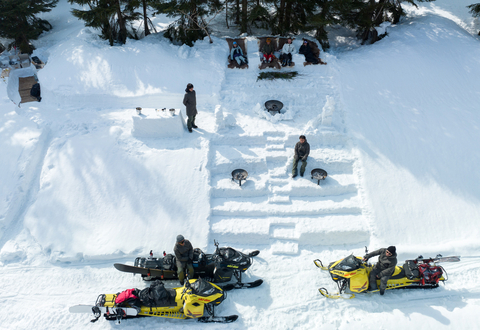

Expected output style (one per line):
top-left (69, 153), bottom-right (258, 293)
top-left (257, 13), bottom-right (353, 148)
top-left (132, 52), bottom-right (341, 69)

top-left (230, 41), bottom-right (247, 66)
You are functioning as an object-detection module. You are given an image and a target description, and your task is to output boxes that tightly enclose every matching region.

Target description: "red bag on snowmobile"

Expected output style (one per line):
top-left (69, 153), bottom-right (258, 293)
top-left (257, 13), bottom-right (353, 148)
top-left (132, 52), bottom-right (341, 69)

top-left (115, 288), bottom-right (138, 304)
top-left (418, 264), bottom-right (443, 285)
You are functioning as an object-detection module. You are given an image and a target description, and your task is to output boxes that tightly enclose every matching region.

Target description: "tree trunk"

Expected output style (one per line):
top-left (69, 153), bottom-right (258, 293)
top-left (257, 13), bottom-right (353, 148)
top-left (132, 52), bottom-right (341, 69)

top-left (241, 0), bottom-right (247, 33)
top-left (143, 0), bottom-right (150, 36)
top-left (115, 0), bottom-right (127, 44)
top-left (235, 0), bottom-right (240, 24)
top-left (285, 0), bottom-right (292, 33)
top-left (278, 0), bottom-right (285, 34)
top-left (225, 0), bottom-right (229, 28)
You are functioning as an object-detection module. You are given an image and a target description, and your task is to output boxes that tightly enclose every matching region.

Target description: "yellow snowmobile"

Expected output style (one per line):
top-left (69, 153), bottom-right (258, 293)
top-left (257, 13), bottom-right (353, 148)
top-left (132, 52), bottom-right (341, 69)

top-left (314, 253), bottom-right (459, 299)
top-left (69, 277), bottom-right (238, 323)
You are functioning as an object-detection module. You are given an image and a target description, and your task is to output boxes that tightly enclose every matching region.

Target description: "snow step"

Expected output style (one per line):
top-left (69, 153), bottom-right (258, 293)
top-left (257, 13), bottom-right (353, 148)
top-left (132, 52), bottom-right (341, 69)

top-left (266, 144), bottom-right (285, 150)
top-left (268, 195), bottom-right (290, 203)
top-left (268, 166), bottom-right (287, 178)
top-left (270, 224), bottom-right (297, 239)
top-left (271, 240), bottom-right (299, 255)
top-left (211, 194), bottom-right (362, 217)
top-left (210, 215), bottom-right (369, 246)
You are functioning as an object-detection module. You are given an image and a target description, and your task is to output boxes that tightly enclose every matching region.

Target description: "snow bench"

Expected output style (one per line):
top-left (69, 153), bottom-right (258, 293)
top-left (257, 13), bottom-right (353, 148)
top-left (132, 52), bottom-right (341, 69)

top-left (132, 108), bottom-right (186, 138)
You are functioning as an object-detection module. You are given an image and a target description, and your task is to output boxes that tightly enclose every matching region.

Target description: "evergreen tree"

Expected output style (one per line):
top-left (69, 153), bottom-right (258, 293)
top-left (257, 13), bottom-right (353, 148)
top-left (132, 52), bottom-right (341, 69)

top-left (0, 0), bottom-right (58, 54)
top-left (152, 0), bottom-right (222, 46)
top-left (468, 3), bottom-right (480, 17)
top-left (68, 0), bottom-right (140, 46)
top-left (354, 0), bottom-right (435, 44)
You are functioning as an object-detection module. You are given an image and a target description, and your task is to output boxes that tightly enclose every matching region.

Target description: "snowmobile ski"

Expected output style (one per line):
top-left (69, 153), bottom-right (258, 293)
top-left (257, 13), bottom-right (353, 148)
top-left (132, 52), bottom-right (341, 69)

top-left (198, 315), bottom-right (239, 323)
top-left (318, 287), bottom-right (355, 299)
top-left (219, 279), bottom-right (264, 291)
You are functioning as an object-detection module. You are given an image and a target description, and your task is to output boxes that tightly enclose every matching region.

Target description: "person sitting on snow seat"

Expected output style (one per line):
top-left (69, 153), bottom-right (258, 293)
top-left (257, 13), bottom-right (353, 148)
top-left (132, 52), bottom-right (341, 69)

top-left (363, 246), bottom-right (398, 295)
top-left (292, 135), bottom-right (310, 178)
top-left (230, 41), bottom-right (248, 66)
top-left (280, 38), bottom-right (295, 67)
top-left (299, 40), bottom-right (319, 64)
top-left (262, 38), bottom-right (275, 64)
top-left (174, 235), bottom-right (194, 285)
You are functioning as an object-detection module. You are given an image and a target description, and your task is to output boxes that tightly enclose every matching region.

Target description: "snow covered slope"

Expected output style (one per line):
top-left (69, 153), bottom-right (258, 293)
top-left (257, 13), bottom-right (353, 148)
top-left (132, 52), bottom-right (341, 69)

top-left (0, 0), bottom-right (479, 329)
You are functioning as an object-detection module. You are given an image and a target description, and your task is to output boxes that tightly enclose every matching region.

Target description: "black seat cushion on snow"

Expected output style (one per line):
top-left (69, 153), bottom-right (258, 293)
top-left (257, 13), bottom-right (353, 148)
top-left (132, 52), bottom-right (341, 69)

top-left (30, 83), bottom-right (40, 97)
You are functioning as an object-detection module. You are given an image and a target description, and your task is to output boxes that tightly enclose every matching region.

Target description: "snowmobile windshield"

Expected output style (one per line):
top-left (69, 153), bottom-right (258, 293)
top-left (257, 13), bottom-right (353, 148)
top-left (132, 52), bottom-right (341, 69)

top-left (191, 278), bottom-right (218, 297)
top-left (332, 255), bottom-right (361, 272)
top-left (220, 248), bottom-right (239, 260)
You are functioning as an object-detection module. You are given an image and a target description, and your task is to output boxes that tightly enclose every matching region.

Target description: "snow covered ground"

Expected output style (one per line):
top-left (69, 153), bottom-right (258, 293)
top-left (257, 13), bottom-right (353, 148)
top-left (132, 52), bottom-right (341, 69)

top-left (1, 0), bottom-right (480, 329)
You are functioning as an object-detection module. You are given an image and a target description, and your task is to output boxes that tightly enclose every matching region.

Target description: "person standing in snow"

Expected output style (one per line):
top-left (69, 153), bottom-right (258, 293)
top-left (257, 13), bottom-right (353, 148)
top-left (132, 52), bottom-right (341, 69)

top-left (183, 83), bottom-right (198, 133)
top-left (230, 41), bottom-right (247, 66)
top-left (262, 38), bottom-right (275, 64)
top-left (292, 135), bottom-right (310, 178)
top-left (280, 38), bottom-right (295, 67)
top-left (174, 235), bottom-right (194, 285)
top-left (363, 246), bottom-right (398, 295)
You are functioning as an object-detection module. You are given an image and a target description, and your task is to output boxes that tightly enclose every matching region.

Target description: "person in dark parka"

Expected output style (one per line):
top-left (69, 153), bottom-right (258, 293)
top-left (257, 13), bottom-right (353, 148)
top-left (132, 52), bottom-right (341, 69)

top-left (299, 40), bottom-right (319, 64)
top-left (174, 235), bottom-right (194, 285)
top-left (363, 246), bottom-right (398, 295)
top-left (292, 135), bottom-right (310, 178)
top-left (183, 83), bottom-right (198, 132)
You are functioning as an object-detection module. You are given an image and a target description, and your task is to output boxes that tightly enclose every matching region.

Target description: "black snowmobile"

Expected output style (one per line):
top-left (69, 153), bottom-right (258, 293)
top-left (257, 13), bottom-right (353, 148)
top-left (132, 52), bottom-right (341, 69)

top-left (114, 240), bottom-right (263, 290)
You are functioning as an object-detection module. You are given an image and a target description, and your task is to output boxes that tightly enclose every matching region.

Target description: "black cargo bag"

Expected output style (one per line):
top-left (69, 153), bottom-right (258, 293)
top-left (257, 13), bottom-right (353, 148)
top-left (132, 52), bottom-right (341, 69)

top-left (403, 260), bottom-right (420, 279)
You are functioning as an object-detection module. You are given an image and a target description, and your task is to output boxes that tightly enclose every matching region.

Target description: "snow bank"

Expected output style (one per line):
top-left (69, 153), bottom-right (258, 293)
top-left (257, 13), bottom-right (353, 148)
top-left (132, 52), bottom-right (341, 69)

top-left (338, 14), bottom-right (480, 254)
top-left (38, 31), bottom-right (227, 100)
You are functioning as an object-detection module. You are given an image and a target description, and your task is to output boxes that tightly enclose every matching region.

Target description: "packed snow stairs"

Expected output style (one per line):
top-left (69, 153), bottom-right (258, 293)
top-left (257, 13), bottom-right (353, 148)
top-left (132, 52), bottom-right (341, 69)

top-left (208, 44), bottom-right (369, 255)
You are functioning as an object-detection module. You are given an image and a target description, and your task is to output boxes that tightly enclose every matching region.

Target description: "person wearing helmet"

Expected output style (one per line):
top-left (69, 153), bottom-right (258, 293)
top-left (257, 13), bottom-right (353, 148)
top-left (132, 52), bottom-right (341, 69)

top-left (174, 235), bottom-right (194, 285)
top-left (230, 41), bottom-right (248, 66)
top-left (363, 246), bottom-right (398, 295)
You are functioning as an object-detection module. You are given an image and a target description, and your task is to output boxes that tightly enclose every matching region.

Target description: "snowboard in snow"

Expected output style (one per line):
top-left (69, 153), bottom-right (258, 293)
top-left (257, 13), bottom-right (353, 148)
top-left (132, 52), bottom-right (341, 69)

top-left (114, 263), bottom-right (176, 279)
top-left (69, 305), bottom-right (138, 316)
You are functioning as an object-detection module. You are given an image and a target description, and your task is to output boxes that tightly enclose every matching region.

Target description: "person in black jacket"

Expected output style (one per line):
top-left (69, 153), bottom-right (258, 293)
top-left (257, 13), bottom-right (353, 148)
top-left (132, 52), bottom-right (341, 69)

top-left (173, 235), bottom-right (194, 285)
top-left (299, 40), bottom-right (319, 64)
top-left (363, 246), bottom-right (398, 295)
top-left (292, 135), bottom-right (310, 178)
top-left (183, 83), bottom-right (198, 132)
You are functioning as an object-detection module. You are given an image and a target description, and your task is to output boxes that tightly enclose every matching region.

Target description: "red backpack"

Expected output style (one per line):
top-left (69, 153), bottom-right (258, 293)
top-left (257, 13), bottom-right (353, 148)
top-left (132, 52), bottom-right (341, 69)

top-left (115, 288), bottom-right (138, 305)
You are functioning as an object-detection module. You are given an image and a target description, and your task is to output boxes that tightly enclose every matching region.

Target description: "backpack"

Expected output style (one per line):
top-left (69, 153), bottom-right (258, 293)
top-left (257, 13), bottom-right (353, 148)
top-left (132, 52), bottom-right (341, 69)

top-left (403, 260), bottom-right (420, 279)
top-left (115, 288), bottom-right (138, 305)
top-left (138, 280), bottom-right (171, 307)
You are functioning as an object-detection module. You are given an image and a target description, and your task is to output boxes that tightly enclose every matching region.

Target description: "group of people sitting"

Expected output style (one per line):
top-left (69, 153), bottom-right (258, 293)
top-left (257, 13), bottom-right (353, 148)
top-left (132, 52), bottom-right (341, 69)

top-left (230, 37), bottom-right (325, 68)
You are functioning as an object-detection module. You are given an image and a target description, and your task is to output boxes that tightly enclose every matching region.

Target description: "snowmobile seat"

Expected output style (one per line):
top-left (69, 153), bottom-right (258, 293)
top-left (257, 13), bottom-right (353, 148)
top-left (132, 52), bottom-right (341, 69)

top-left (227, 38), bottom-right (248, 69)
top-left (258, 37), bottom-right (281, 70)
top-left (301, 39), bottom-right (326, 66)
top-left (389, 266), bottom-right (406, 280)
top-left (277, 37), bottom-right (295, 67)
